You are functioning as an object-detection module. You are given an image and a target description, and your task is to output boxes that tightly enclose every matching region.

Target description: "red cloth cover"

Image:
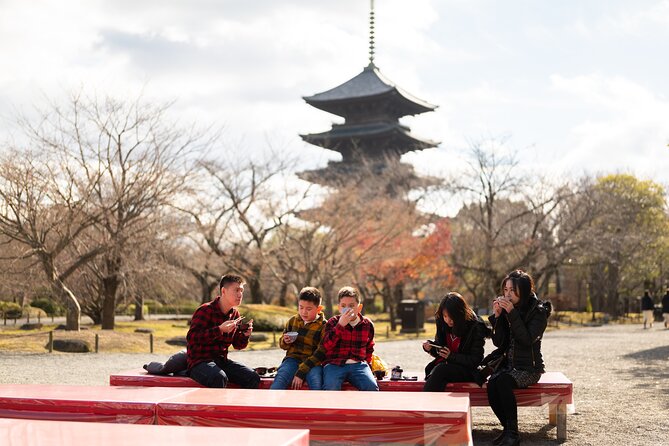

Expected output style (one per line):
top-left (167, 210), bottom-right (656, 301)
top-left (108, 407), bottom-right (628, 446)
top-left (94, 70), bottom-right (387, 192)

top-left (0, 384), bottom-right (195, 424)
top-left (0, 417), bottom-right (309, 446)
top-left (156, 388), bottom-right (472, 445)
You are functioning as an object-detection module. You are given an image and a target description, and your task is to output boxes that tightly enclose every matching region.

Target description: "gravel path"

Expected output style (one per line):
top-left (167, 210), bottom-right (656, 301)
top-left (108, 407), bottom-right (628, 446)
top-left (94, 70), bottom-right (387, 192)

top-left (1, 323), bottom-right (668, 445)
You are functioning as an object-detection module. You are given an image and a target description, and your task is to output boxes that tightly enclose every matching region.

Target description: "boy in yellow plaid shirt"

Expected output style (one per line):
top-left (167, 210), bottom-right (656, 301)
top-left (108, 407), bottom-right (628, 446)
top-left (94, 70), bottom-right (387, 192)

top-left (270, 287), bottom-right (326, 390)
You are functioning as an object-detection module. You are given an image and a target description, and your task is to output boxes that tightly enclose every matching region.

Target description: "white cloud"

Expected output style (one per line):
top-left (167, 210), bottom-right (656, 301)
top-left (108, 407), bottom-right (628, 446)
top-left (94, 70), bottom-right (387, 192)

top-left (1, 0), bottom-right (668, 188)
top-left (550, 74), bottom-right (669, 181)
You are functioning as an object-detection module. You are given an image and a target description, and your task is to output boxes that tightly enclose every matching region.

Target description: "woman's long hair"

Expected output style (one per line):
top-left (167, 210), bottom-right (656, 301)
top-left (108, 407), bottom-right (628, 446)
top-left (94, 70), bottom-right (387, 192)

top-left (500, 269), bottom-right (535, 312)
top-left (435, 292), bottom-right (477, 337)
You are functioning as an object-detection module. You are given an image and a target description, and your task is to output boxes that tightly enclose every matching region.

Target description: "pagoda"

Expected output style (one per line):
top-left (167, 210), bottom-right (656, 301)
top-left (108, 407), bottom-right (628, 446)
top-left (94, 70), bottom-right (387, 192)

top-left (298, 0), bottom-right (439, 196)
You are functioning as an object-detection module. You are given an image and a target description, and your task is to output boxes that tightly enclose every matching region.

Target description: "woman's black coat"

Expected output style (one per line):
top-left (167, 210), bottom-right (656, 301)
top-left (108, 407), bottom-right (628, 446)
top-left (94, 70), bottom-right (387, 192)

top-left (427, 317), bottom-right (489, 370)
top-left (488, 294), bottom-right (552, 373)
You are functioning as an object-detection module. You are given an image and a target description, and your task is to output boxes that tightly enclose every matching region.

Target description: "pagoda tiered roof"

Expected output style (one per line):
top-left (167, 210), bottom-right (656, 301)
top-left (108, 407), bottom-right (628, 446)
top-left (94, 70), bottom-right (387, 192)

top-left (303, 64), bottom-right (437, 118)
top-left (301, 121), bottom-right (438, 160)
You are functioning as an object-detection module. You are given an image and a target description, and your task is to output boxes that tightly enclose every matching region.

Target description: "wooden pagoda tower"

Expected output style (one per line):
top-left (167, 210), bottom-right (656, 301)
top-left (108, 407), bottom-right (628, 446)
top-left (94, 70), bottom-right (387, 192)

top-left (298, 1), bottom-right (439, 197)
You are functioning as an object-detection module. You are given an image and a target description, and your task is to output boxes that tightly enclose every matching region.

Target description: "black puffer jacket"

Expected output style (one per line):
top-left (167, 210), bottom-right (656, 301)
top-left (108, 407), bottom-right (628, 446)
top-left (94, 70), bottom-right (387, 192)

top-left (488, 294), bottom-right (551, 373)
top-left (428, 317), bottom-right (490, 370)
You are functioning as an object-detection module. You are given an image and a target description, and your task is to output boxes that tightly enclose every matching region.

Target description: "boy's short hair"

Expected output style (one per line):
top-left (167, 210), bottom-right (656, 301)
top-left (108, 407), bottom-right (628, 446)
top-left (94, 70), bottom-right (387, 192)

top-left (298, 287), bottom-right (322, 306)
top-left (337, 286), bottom-right (360, 303)
top-left (219, 274), bottom-right (245, 290)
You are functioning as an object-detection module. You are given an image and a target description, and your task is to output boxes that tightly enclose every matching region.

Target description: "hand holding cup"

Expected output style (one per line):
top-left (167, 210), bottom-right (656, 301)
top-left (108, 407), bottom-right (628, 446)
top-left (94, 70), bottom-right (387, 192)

top-left (283, 331), bottom-right (298, 344)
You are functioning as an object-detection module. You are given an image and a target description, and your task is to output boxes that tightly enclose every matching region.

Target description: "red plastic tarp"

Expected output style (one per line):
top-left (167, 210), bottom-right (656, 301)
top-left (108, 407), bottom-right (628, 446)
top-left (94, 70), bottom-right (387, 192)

top-left (156, 388), bottom-right (472, 445)
top-left (0, 384), bottom-right (196, 424)
top-left (0, 417), bottom-right (309, 446)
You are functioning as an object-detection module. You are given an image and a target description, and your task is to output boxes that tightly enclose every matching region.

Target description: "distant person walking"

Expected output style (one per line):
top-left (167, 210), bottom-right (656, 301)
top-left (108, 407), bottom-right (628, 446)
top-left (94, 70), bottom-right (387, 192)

top-left (661, 289), bottom-right (669, 329)
top-left (641, 290), bottom-right (654, 329)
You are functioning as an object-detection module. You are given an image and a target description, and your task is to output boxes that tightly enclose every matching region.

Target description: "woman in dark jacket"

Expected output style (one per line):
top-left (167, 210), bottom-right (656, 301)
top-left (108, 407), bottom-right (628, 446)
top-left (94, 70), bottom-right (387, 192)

top-left (487, 270), bottom-right (552, 446)
top-left (422, 292), bottom-right (489, 392)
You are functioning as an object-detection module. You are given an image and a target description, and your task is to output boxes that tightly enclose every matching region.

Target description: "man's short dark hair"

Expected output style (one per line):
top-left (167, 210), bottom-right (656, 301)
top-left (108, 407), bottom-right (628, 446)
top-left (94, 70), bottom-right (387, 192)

top-left (298, 287), bottom-right (322, 306)
top-left (219, 274), bottom-right (245, 291)
top-left (337, 286), bottom-right (360, 303)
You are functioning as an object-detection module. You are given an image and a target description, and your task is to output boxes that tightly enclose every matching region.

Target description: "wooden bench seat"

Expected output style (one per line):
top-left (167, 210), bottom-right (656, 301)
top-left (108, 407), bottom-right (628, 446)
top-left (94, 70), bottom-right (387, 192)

top-left (110, 369), bottom-right (573, 440)
top-left (0, 417), bottom-right (309, 446)
top-left (155, 388), bottom-right (472, 445)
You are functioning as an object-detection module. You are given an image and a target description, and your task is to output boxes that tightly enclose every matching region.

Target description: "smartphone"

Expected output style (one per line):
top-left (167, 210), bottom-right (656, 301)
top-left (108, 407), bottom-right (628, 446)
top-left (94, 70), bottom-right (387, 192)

top-left (426, 342), bottom-right (443, 349)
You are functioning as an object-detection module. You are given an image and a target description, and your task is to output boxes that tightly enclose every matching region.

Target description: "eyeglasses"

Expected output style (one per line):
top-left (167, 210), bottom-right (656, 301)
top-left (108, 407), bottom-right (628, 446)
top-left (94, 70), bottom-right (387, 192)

top-left (254, 366), bottom-right (277, 376)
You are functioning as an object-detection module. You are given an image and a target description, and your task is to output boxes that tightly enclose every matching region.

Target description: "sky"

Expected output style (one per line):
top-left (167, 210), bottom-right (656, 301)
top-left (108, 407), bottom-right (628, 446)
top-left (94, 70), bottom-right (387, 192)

top-left (1, 0), bottom-right (668, 188)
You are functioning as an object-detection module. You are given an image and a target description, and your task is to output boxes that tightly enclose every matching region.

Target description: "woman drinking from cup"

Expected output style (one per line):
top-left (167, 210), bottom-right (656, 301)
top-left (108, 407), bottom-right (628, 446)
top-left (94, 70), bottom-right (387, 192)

top-left (487, 270), bottom-right (552, 446)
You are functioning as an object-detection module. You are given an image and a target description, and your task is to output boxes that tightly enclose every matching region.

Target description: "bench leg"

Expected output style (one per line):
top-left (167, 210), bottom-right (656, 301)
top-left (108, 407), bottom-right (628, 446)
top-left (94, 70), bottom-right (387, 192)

top-left (549, 403), bottom-right (567, 442)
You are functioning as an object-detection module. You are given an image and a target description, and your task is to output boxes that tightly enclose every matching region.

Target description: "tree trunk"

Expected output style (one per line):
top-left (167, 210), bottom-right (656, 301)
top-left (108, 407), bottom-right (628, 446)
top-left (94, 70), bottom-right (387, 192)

top-left (101, 275), bottom-right (119, 330)
top-left (322, 280), bottom-right (334, 319)
top-left (278, 282), bottom-right (288, 307)
top-left (606, 261), bottom-right (620, 317)
top-left (62, 286), bottom-right (81, 331)
top-left (40, 254), bottom-right (81, 330)
top-left (193, 272), bottom-right (216, 304)
top-left (247, 268), bottom-right (264, 304)
top-left (134, 294), bottom-right (145, 321)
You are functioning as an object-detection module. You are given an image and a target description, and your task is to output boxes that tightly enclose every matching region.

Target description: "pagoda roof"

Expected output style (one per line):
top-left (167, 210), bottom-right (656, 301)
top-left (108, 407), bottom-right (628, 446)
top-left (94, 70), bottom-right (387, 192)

top-left (300, 121), bottom-right (439, 156)
top-left (304, 64), bottom-right (437, 118)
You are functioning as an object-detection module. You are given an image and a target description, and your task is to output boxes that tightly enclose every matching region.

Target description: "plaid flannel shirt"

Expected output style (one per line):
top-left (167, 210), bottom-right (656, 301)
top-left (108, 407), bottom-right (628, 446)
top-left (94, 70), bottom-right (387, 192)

top-left (186, 296), bottom-right (249, 370)
top-left (280, 312), bottom-right (327, 380)
top-left (322, 315), bottom-right (375, 366)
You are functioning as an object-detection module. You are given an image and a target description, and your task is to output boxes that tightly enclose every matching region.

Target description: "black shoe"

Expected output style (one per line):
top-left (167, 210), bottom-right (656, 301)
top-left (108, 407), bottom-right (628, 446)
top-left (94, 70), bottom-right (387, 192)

top-left (492, 430), bottom-right (507, 445)
top-left (498, 431), bottom-right (520, 446)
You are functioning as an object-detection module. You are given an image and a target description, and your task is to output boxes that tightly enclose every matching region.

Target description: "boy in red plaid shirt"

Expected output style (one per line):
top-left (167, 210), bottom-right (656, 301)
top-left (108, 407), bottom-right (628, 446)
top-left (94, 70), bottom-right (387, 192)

top-left (322, 286), bottom-right (379, 391)
top-left (186, 274), bottom-right (260, 388)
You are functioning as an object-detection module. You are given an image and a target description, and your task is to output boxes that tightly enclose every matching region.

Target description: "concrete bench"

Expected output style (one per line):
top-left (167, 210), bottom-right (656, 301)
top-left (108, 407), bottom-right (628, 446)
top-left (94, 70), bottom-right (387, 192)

top-left (0, 417), bottom-right (309, 446)
top-left (155, 388), bottom-right (472, 445)
top-left (110, 369), bottom-right (573, 441)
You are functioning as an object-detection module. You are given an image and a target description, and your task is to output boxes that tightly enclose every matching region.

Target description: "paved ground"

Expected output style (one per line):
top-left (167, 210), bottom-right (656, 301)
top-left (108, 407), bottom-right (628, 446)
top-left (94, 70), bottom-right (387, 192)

top-left (1, 323), bottom-right (668, 445)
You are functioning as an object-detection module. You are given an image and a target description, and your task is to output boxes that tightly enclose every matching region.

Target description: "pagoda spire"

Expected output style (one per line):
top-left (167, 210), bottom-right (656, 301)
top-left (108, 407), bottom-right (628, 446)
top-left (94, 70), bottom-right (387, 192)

top-left (368, 0), bottom-right (376, 67)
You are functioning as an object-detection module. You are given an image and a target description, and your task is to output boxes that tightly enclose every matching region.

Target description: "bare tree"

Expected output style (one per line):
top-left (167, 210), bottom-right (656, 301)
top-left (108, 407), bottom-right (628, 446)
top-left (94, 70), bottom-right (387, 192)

top-left (436, 138), bottom-right (600, 308)
top-left (177, 153), bottom-right (308, 304)
top-left (4, 92), bottom-right (213, 329)
top-left (0, 148), bottom-right (103, 330)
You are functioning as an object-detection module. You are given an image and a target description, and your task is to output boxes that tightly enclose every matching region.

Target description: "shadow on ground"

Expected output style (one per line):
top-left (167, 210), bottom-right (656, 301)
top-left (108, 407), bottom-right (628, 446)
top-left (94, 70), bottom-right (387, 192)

top-left (472, 426), bottom-right (561, 445)
top-left (623, 345), bottom-right (669, 405)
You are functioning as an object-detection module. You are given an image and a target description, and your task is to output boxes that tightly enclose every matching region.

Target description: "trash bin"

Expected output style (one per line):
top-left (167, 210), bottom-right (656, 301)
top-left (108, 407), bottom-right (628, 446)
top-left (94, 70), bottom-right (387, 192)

top-left (398, 300), bottom-right (425, 333)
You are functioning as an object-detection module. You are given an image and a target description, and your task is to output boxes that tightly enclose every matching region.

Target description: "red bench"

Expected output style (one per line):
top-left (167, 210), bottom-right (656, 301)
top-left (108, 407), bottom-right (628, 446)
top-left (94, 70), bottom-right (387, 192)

top-left (110, 369), bottom-right (572, 441)
top-left (155, 388), bottom-right (472, 445)
top-left (0, 417), bottom-right (309, 446)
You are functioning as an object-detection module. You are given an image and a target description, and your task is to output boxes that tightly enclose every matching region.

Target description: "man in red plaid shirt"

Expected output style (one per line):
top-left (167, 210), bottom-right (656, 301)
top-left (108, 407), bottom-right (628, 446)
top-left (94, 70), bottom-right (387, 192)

top-left (186, 274), bottom-right (260, 388)
top-left (322, 286), bottom-right (379, 391)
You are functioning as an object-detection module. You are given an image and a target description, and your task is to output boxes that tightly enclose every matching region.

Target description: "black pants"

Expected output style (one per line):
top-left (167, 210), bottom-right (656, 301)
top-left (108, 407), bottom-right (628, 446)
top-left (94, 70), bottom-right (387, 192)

top-left (487, 373), bottom-right (519, 431)
top-left (423, 362), bottom-right (473, 392)
top-left (189, 357), bottom-right (260, 389)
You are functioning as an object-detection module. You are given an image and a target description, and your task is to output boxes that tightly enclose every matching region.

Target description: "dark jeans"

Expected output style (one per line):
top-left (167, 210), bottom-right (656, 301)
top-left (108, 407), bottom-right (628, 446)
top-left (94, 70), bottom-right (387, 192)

top-left (487, 373), bottom-right (519, 432)
top-left (423, 362), bottom-right (473, 392)
top-left (189, 357), bottom-right (260, 389)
